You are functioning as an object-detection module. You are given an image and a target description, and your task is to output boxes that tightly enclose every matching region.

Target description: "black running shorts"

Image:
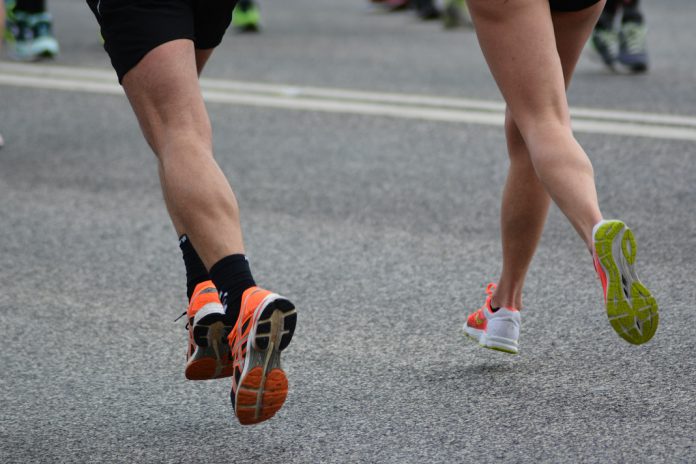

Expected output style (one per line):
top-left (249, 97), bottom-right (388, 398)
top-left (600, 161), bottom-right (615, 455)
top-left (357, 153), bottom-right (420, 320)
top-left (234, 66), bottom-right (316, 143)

top-left (549, 0), bottom-right (602, 12)
top-left (87, 0), bottom-right (238, 83)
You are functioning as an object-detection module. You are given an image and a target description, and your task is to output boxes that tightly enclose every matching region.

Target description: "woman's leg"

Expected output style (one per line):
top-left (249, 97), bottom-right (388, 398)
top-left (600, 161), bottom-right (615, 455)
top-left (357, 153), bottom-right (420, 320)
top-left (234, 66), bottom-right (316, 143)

top-left (466, 0), bottom-right (605, 308)
top-left (494, 110), bottom-right (551, 309)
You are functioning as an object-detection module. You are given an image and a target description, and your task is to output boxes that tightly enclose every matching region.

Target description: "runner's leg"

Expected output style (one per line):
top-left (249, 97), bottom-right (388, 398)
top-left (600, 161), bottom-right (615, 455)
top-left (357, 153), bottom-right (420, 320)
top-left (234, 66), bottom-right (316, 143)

top-left (494, 110), bottom-right (551, 309)
top-left (122, 39), bottom-right (245, 268)
top-left (466, 0), bottom-right (605, 308)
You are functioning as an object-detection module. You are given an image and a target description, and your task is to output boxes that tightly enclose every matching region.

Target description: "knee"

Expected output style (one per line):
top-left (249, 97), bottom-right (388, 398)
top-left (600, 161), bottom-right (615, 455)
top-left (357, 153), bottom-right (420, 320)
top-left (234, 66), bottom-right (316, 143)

top-left (516, 115), bottom-right (573, 152)
top-left (504, 109), bottom-right (523, 146)
top-left (151, 121), bottom-right (213, 161)
top-left (504, 109), bottom-right (533, 164)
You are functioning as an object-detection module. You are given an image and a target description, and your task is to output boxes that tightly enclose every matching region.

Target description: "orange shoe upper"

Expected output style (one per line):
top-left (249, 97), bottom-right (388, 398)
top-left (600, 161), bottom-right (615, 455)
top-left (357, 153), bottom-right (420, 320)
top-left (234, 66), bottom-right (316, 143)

top-left (187, 280), bottom-right (222, 319)
top-left (467, 283), bottom-right (520, 330)
top-left (228, 286), bottom-right (273, 388)
top-left (467, 283), bottom-right (497, 330)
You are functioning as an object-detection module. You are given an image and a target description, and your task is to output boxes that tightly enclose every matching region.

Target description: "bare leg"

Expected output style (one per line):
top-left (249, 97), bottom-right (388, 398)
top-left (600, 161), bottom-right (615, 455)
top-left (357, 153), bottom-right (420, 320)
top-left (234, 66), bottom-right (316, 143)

top-left (494, 109), bottom-right (551, 309)
top-left (466, 0), bottom-right (605, 308)
top-left (123, 39), bottom-right (244, 269)
top-left (195, 48), bottom-right (215, 75)
top-left (157, 46), bottom-right (217, 235)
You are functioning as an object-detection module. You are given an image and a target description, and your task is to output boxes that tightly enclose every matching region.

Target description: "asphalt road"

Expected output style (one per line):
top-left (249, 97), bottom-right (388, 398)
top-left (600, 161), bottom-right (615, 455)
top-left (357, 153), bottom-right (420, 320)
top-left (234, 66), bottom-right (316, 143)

top-left (1, 1), bottom-right (695, 463)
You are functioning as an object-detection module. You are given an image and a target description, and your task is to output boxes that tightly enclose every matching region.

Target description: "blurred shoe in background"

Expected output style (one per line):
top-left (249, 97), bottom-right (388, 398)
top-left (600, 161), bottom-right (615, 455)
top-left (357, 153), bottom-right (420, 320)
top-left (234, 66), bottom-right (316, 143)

top-left (618, 20), bottom-right (648, 73)
top-left (5, 3), bottom-right (59, 61)
top-left (232, 0), bottom-right (261, 33)
top-left (442, 0), bottom-right (471, 29)
top-left (592, 24), bottom-right (619, 69)
top-left (414, 0), bottom-right (440, 20)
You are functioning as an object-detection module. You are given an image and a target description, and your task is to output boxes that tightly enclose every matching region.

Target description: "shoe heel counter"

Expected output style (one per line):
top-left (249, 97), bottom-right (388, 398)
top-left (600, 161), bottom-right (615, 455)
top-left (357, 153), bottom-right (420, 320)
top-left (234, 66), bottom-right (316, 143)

top-left (486, 316), bottom-right (520, 343)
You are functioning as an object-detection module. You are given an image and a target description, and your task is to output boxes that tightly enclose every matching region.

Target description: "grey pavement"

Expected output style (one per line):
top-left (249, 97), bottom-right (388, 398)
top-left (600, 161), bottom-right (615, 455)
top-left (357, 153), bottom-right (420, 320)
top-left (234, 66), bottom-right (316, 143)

top-left (1, 1), bottom-right (695, 463)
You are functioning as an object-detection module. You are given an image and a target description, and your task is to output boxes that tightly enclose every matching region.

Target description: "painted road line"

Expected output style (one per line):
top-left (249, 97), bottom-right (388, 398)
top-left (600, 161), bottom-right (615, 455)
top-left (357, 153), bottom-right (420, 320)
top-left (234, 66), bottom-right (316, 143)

top-left (1, 62), bottom-right (695, 141)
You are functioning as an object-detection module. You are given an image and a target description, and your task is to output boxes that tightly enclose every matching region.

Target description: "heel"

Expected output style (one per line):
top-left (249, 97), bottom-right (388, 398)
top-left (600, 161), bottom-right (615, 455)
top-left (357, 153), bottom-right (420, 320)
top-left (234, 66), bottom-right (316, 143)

top-left (193, 313), bottom-right (232, 347)
top-left (482, 317), bottom-right (519, 354)
top-left (253, 298), bottom-right (297, 351)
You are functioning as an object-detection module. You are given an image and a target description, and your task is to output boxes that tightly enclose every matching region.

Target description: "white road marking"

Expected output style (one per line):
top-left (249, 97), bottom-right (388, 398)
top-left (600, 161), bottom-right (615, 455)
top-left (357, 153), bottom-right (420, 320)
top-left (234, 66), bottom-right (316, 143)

top-left (1, 62), bottom-right (695, 141)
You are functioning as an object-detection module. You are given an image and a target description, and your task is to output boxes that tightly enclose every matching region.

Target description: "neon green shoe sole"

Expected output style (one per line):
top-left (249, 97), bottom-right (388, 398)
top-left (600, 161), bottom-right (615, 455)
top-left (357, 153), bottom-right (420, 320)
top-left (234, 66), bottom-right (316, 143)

top-left (593, 220), bottom-right (659, 345)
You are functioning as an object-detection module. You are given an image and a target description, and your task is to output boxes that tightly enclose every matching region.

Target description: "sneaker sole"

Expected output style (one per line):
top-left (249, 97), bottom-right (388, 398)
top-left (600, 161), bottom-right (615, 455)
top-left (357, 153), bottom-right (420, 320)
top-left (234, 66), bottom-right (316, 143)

top-left (235, 296), bottom-right (297, 425)
top-left (463, 325), bottom-right (518, 355)
top-left (186, 312), bottom-right (234, 380)
top-left (594, 220), bottom-right (659, 344)
top-left (31, 36), bottom-right (59, 59)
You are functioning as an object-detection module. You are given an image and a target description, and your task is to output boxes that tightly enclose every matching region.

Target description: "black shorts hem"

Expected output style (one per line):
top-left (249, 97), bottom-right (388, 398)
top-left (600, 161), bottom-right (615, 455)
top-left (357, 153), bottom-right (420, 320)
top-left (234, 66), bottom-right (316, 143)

top-left (87, 0), bottom-right (236, 84)
top-left (115, 35), bottom-right (195, 84)
top-left (549, 0), bottom-right (602, 12)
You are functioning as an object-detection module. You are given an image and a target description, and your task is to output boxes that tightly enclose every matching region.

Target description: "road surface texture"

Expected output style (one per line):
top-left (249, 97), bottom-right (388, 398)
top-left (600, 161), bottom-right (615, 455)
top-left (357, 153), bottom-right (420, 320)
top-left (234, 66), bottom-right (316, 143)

top-left (1, 0), bottom-right (695, 462)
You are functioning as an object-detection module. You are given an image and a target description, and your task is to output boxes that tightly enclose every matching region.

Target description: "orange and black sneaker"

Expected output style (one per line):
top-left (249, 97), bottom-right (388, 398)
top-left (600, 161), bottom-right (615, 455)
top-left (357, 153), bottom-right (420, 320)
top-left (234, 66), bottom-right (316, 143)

top-left (463, 283), bottom-right (521, 354)
top-left (228, 286), bottom-right (297, 425)
top-left (183, 280), bottom-right (234, 380)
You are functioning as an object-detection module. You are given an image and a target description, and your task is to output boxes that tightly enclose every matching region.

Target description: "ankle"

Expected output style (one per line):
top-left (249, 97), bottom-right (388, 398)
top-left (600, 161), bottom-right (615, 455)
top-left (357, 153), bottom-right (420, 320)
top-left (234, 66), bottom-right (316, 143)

top-left (491, 286), bottom-right (522, 310)
top-left (209, 254), bottom-right (256, 324)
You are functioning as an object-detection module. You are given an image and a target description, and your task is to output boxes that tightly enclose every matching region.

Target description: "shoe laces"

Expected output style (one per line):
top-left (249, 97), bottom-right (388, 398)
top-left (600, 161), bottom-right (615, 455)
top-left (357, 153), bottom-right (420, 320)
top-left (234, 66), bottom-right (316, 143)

top-left (621, 22), bottom-right (647, 54)
top-left (484, 282), bottom-right (497, 310)
top-left (174, 311), bottom-right (190, 330)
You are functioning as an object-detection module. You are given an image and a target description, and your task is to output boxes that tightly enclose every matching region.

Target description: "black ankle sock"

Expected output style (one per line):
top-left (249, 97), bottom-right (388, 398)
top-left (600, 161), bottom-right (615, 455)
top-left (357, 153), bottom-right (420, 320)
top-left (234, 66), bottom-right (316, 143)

top-left (621, 6), bottom-right (643, 24)
top-left (209, 254), bottom-right (256, 325)
top-left (14, 0), bottom-right (45, 14)
top-left (596, 11), bottom-right (616, 30)
top-left (179, 235), bottom-right (210, 301)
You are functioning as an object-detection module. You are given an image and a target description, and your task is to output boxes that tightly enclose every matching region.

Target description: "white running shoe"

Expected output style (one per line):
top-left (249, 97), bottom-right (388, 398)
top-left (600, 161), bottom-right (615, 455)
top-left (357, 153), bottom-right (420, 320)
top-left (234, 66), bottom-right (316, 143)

top-left (463, 283), bottom-right (521, 354)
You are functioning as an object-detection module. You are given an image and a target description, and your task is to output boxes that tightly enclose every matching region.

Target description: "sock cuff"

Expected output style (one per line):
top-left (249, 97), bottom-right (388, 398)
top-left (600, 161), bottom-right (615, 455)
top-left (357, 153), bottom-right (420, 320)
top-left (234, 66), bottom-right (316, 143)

top-left (209, 254), bottom-right (249, 278)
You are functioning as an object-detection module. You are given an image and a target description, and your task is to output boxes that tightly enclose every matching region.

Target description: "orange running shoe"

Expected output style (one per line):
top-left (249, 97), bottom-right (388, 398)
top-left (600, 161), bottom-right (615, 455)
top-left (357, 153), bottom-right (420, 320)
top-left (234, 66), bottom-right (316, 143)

top-left (229, 286), bottom-right (297, 425)
top-left (183, 281), bottom-right (234, 380)
top-left (463, 283), bottom-right (521, 354)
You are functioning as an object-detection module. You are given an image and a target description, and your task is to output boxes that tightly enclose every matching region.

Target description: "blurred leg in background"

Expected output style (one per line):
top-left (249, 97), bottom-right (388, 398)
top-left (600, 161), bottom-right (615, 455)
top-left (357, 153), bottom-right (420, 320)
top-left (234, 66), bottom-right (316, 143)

top-left (592, 0), bottom-right (648, 72)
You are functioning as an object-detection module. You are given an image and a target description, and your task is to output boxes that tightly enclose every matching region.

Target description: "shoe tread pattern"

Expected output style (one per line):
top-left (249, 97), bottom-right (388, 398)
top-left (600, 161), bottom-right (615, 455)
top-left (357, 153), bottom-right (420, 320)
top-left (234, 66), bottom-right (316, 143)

top-left (595, 221), bottom-right (658, 345)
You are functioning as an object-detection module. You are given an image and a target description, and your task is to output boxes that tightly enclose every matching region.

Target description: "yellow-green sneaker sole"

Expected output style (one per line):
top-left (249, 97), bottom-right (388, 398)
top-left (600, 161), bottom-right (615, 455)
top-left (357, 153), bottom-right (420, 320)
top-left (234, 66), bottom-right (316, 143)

top-left (594, 220), bottom-right (658, 344)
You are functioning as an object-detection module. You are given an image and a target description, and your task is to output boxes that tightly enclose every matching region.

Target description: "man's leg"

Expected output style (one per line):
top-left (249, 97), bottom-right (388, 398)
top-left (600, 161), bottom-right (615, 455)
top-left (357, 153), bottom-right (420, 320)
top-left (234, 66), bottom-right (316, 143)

top-left (157, 48), bottom-right (215, 300)
top-left (124, 39), bottom-right (258, 326)
top-left (122, 40), bottom-right (244, 269)
top-left (121, 39), bottom-right (297, 419)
